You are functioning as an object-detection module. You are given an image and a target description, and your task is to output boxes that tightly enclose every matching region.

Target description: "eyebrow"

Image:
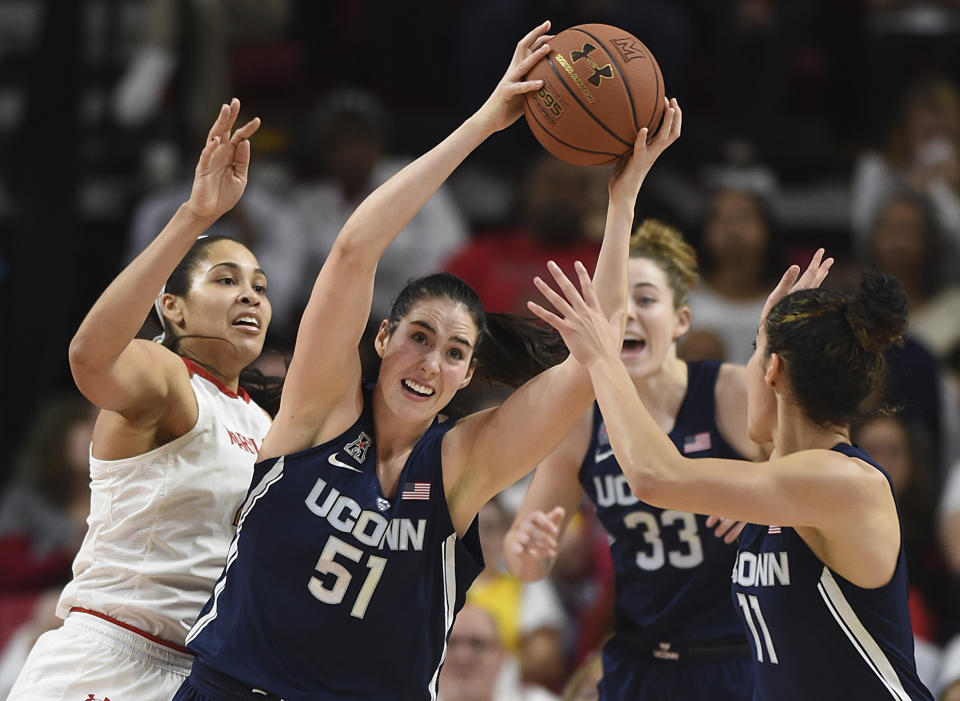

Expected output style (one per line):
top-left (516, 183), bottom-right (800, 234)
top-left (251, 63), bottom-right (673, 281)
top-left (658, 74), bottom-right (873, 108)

top-left (632, 282), bottom-right (659, 290)
top-left (410, 320), bottom-right (474, 350)
top-left (208, 261), bottom-right (267, 278)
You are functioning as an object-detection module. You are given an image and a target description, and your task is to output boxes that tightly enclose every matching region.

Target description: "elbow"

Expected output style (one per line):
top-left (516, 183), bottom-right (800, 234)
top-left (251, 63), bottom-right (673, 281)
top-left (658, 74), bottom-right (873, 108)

top-left (68, 332), bottom-right (92, 374)
top-left (623, 459), bottom-right (666, 504)
top-left (327, 237), bottom-right (375, 273)
top-left (67, 333), bottom-right (99, 396)
top-left (627, 470), bottom-right (659, 503)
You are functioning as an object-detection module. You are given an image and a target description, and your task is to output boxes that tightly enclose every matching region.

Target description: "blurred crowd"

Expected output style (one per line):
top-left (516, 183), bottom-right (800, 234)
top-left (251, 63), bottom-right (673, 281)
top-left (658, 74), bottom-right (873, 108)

top-left (3, 0), bottom-right (960, 698)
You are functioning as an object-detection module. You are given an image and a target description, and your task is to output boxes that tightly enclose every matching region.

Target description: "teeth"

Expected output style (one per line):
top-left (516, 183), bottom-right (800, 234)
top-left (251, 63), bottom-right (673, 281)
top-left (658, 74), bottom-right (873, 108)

top-left (234, 316), bottom-right (259, 327)
top-left (403, 379), bottom-right (434, 396)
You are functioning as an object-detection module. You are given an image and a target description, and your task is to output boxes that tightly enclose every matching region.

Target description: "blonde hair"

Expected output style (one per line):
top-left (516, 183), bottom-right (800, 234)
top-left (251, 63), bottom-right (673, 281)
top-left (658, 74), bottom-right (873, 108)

top-left (628, 219), bottom-right (699, 308)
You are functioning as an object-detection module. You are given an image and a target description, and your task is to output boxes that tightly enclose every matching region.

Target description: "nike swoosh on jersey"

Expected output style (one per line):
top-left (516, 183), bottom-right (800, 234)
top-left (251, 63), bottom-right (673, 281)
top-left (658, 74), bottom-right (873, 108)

top-left (594, 448), bottom-right (615, 463)
top-left (327, 453), bottom-right (363, 472)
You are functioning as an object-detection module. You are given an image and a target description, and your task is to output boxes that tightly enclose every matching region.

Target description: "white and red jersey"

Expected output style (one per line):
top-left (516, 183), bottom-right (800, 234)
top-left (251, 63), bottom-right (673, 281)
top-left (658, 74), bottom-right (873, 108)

top-left (57, 358), bottom-right (271, 647)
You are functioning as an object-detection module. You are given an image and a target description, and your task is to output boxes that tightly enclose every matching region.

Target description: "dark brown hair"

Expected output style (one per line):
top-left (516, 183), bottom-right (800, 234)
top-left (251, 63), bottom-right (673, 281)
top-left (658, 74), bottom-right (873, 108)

top-left (158, 235), bottom-right (283, 416)
top-left (763, 270), bottom-right (908, 427)
top-left (387, 273), bottom-right (568, 388)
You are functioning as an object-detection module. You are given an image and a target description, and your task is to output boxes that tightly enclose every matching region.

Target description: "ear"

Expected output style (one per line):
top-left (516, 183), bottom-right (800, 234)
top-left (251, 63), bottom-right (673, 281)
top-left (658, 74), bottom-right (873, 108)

top-left (764, 352), bottom-right (782, 390)
top-left (460, 360), bottom-right (477, 389)
top-left (673, 305), bottom-right (691, 340)
top-left (374, 320), bottom-right (391, 359)
top-left (160, 293), bottom-right (185, 328)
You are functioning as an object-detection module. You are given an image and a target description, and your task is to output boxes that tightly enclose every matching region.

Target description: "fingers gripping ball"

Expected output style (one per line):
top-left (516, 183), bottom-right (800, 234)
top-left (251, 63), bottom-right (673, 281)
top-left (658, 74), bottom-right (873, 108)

top-left (523, 24), bottom-right (666, 166)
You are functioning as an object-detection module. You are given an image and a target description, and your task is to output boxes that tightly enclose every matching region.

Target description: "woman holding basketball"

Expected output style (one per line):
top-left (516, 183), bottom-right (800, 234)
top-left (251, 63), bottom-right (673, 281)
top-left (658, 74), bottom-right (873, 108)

top-left (7, 100), bottom-right (275, 701)
top-left (529, 258), bottom-right (934, 700)
top-left (172, 22), bottom-right (682, 701)
top-left (503, 223), bottom-right (816, 701)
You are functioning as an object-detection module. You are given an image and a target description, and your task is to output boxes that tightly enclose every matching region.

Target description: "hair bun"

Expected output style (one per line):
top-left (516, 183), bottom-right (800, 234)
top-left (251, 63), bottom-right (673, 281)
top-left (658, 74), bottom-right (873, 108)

top-left (846, 270), bottom-right (908, 354)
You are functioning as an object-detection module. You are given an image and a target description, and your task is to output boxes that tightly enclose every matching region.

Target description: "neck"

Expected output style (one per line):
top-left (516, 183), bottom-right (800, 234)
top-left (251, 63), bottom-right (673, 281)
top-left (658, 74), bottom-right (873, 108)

top-left (772, 400), bottom-right (849, 456)
top-left (370, 387), bottom-right (434, 466)
top-left (177, 346), bottom-right (243, 392)
top-left (630, 354), bottom-right (688, 432)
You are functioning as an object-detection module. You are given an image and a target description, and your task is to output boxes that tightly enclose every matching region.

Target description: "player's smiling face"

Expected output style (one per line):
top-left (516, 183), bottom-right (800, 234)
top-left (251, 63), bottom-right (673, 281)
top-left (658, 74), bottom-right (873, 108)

top-left (621, 256), bottom-right (689, 377)
top-left (375, 297), bottom-right (478, 420)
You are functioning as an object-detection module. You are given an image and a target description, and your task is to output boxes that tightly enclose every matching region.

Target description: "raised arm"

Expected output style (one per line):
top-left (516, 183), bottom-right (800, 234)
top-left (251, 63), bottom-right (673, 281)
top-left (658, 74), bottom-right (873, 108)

top-left (444, 102), bottom-right (683, 534)
top-left (527, 252), bottom-right (892, 536)
top-left (263, 23), bottom-right (554, 458)
top-left (594, 98), bottom-right (682, 318)
top-left (69, 100), bottom-right (259, 416)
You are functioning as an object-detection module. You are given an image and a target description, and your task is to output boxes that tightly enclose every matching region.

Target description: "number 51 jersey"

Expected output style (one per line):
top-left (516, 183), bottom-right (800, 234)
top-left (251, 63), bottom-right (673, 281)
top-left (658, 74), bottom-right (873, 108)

top-left (185, 387), bottom-right (484, 700)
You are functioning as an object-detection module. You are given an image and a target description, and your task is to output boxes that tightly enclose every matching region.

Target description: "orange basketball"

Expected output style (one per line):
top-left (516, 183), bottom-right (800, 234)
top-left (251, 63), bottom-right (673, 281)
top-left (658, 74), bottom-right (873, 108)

top-left (523, 24), bottom-right (666, 166)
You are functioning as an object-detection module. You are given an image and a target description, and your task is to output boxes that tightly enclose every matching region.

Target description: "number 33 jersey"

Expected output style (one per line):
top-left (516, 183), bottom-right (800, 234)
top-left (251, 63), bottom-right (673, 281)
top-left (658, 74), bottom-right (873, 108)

top-left (733, 443), bottom-right (932, 700)
top-left (185, 385), bottom-right (484, 700)
top-left (579, 360), bottom-right (747, 642)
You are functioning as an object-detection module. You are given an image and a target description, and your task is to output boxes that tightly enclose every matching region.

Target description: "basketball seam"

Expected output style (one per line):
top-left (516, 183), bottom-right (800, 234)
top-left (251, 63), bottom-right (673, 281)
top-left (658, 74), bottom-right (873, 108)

top-left (524, 98), bottom-right (624, 162)
top-left (544, 54), bottom-right (633, 150)
top-left (572, 27), bottom-right (641, 134)
top-left (645, 58), bottom-right (663, 133)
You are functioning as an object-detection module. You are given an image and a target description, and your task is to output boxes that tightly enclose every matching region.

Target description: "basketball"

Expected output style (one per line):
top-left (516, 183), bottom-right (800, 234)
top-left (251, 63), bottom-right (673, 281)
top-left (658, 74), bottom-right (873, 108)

top-left (523, 24), bottom-right (666, 166)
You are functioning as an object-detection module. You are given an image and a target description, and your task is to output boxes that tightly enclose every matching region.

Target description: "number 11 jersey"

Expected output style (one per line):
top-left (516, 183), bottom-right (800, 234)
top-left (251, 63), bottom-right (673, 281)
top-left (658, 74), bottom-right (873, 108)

top-left (733, 443), bottom-right (932, 700)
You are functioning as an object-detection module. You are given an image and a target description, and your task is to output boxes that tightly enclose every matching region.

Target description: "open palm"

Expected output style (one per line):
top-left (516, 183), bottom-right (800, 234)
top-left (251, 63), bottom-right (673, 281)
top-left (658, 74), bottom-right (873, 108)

top-left (527, 260), bottom-right (624, 368)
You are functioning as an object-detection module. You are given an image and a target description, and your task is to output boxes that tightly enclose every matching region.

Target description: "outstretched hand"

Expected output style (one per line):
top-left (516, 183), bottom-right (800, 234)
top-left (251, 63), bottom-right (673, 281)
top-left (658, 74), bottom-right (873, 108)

top-left (186, 98), bottom-right (261, 221)
top-left (608, 97), bottom-right (683, 205)
top-left (527, 260), bottom-right (624, 369)
top-left (475, 21), bottom-right (553, 133)
top-left (759, 248), bottom-right (835, 324)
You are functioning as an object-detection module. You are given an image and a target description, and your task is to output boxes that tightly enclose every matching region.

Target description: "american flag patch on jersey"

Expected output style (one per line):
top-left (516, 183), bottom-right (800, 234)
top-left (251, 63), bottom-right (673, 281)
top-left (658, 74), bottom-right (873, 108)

top-left (768, 526), bottom-right (781, 534)
top-left (682, 431), bottom-right (711, 453)
top-left (401, 482), bottom-right (430, 500)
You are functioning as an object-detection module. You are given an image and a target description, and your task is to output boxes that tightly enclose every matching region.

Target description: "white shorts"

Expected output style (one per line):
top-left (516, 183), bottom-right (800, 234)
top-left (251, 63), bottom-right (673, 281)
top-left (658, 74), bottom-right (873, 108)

top-left (6, 611), bottom-right (193, 701)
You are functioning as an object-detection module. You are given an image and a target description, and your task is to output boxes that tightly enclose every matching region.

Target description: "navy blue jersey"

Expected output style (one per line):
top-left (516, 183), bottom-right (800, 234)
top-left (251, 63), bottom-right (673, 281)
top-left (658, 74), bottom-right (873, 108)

top-left (733, 443), bottom-right (933, 701)
top-left (184, 384), bottom-right (484, 700)
top-left (580, 360), bottom-right (747, 642)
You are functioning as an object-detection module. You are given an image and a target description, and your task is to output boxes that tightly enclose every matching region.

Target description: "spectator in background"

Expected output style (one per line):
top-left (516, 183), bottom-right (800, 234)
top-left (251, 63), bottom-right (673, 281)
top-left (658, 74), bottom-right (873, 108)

top-left (112, 0), bottom-right (293, 135)
top-left (857, 4), bottom-right (960, 140)
top-left (856, 189), bottom-right (960, 478)
top-left (0, 590), bottom-right (61, 698)
top-left (445, 154), bottom-right (606, 317)
top-left (126, 179), bottom-right (305, 341)
top-left (864, 189), bottom-right (960, 360)
top-left (941, 637), bottom-right (960, 701)
top-left (941, 356), bottom-right (960, 698)
top-left (0, 393), bottom-right (96, 594)
top-left (0, 393), bottom-right (96, 697)
top-left (685, 185), bottom-right (781, 364)
top-left (851, 75), bottom-right (960, 278)
top-left (852, 415), bottom-right (960, 692)
top-left (548, 507), bottom-right (615, 670)
top-left (124, 127), bottom-right (306, 340)
top-left (469, 498), bottom-right (569, 693)
top-left (292, 87), bottom-right (468, 325)
top-left (438, 603), bottom-right (559, 701)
